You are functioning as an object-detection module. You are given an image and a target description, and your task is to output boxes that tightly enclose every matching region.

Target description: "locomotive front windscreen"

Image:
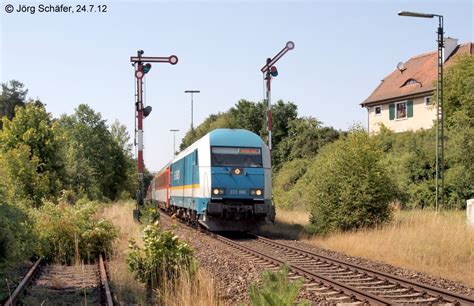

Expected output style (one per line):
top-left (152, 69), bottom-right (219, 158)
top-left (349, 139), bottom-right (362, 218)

top-left (211, 147), bottom-right (262, 168)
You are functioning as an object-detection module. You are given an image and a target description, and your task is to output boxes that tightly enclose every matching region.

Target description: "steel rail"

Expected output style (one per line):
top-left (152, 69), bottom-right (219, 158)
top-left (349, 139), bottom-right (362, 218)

top-left (213, 233), bottom-right (392, 306)
top-left (161, 211), bottom-right (390, 304)
top-left (99, 254), bottom-right (114, 306)
top-left (4, 258), bottom-right (42, 306)
top-left (253, 235), bottom-right (474, 306)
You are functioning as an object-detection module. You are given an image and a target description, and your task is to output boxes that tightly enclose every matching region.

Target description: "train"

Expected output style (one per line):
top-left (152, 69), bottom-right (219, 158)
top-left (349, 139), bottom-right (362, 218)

top-left (146, 128), bottom-right (275, 231)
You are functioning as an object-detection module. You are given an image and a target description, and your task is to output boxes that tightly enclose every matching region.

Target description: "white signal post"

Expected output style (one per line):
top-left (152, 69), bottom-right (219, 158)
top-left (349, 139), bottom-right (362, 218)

top-left (260, 41), bottom-right (295, 152)
top-left (130, 50), bottom-right (178, 208)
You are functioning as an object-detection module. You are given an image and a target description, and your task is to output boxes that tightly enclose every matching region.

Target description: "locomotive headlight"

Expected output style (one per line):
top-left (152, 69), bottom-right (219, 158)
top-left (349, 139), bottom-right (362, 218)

top-left (256, 189), bottom-right (262, 196)
top-left (212, 188), bottom-right (224, 195)
top-left (250, 189), bottom-right (263, 196)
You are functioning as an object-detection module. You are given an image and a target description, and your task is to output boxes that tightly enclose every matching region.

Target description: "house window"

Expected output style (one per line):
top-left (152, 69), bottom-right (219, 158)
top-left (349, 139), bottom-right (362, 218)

top-left (402, 79), bottom-right (420, 87)
top-left (425, 96), bottom-right (432, 106)
top-left (396, 102), bottom-right (407, 119)
top-left (374, 106), bottom-right (382, 116)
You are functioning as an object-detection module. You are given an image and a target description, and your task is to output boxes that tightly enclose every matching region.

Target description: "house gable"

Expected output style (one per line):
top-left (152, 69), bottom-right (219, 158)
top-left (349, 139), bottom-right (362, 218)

top-left (363, 42), bottom-right (473, 134)
top-left (362, 42), bottom-right (473, 107)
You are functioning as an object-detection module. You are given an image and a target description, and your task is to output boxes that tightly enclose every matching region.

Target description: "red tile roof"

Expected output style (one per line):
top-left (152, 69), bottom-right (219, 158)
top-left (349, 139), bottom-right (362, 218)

top-left (361, 42), bottom-right (473, 106)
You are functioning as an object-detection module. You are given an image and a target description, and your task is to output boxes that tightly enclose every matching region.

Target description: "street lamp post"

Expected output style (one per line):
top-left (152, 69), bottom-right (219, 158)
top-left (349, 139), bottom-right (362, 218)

top-left (170, 129), bottom-right (179, 158)
top-left (184, 90), bottom-right (200, 131)
top-left (398, 11), bottom-right (444, 211)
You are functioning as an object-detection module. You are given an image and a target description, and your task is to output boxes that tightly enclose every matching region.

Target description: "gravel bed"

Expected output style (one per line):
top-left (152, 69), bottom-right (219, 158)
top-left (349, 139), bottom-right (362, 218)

top-left (276, 238), bottom-right (474, 298)
top-left (160, 216), bottom-right (346, 305)
top-left (160, 216), bottom-right (265, 304)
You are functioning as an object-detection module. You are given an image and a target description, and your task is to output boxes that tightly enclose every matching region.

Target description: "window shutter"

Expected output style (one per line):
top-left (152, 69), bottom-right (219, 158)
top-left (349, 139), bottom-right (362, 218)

top-left (389, 103), bottom-right (395, 120)
top-left (407, 100), bottom-right (413, 118)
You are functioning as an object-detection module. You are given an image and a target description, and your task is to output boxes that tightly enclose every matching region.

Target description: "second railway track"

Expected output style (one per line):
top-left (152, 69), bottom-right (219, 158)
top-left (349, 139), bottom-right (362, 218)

top-left (4, 254), bottom-right (113, 306)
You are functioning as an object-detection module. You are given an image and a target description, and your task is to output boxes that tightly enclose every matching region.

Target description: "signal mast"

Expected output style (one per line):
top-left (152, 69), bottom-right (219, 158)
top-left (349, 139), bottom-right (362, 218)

top-left (130, 50), bottom-right (178, 216)
top-left (260, 41), bottom-right (295, 153)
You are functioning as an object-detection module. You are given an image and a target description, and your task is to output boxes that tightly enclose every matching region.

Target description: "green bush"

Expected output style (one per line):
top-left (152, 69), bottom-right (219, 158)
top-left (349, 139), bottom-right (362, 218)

top-left (249, 265), bottom-right (310, 306)
top-left (33, 200), bottom-right (118, 264)
top-left (0, 103), bottom-right (63, 207)
top-left (304, 129), bottom-right (397, 234)
top-left (273, 158), bottom-right (310, 210)
top-left (0, 203), bottom-right (35, 262)
top-left (127, 222), bottom-right (195, 290)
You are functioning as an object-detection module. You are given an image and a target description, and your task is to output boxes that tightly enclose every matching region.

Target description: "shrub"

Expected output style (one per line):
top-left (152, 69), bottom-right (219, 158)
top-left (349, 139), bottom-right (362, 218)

top-left (0, 103), bottom-right (63, 207)
top-left (273, 158), bottom-right (310, 210)
top-left (127, 222), bottom-right (195, 290)
top-left (0, 203), bottom-right (35, 262)
top-left (305, 129), bottom-right (397, 234)
top-left (33, 201), bottom-right (118, 264)
top-left (249, 265), bottom-right (310, 306)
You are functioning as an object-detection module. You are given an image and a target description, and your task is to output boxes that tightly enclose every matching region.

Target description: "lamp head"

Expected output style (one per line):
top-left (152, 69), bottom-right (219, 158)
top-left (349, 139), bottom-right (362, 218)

top-left (398, 11), bottom-right (435, 18)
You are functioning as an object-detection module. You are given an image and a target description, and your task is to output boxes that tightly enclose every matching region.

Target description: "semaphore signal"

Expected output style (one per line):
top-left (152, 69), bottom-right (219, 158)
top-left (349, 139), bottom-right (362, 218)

top-left (130, 49), bottom-right (178, 217)
top-left (260, 41), bottom-right (294, 153)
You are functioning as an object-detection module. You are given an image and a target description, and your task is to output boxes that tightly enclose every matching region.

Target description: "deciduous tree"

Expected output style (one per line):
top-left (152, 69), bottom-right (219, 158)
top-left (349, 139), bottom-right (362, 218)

top-left (0, 103), bottom-right (63, 206)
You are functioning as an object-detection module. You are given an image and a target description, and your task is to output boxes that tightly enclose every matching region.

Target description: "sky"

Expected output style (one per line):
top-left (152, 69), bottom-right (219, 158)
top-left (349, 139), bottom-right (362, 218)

top-left (1, 0), bottom-right (472, 171)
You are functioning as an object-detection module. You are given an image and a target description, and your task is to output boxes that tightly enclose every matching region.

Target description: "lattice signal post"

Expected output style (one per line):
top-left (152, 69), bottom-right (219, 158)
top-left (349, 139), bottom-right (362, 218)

top-left (260, 41), bottom-right (295, 152)
top-left (130, 50), bottom-right (178, 210)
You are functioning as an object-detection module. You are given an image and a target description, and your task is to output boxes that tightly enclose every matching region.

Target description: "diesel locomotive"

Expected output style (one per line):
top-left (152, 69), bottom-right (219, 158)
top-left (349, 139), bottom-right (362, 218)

top-left (146, 128), bottom-right (275, 231)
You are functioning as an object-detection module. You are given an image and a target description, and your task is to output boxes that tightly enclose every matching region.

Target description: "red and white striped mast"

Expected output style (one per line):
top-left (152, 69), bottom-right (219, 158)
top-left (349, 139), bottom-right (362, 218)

top-left (130, 50), bottom-right (178, 210)
top-left (260, 41), bottom-right (295, 153)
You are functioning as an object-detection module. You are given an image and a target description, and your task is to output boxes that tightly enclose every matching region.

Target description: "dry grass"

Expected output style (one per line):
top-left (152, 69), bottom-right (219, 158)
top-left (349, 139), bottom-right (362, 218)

top-left (162, 269), bottom-right (220, 306)
top-left (257, 208), bottom-right (309, 239)
top-left (100, 201), bottom-right (148, 304)
top-left (305, 210), bottom-right (474, 287)
top-left (101, 201), bottom-right (220, 305)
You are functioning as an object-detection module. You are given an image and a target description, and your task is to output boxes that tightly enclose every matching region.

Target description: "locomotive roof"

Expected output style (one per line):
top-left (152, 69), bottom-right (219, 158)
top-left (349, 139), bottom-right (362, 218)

top-left (209, 129), bottom-right (263, 147)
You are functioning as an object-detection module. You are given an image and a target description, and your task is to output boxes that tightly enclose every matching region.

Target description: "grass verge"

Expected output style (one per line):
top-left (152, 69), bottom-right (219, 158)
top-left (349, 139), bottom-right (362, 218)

top-left (102, 201), bottom-right (220, 305)
top-left (257, 208), bottom-right (309, 239)
top-left (305, 210), bottom-right (474, 287)
top-left (100, 201), bottom-right (148, 304)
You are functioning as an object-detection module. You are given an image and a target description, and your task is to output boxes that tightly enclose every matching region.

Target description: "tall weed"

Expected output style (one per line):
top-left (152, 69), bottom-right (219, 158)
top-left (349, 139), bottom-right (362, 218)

top-left (33, 200), bottom-right (118, 264)
top-left (249, 265), bottom-right (310, 306)
top-left (127, 221), bottom-right (195, 291)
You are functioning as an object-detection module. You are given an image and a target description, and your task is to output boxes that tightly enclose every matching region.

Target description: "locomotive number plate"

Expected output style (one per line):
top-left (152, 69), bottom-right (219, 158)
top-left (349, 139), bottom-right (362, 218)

top-left (229, 189), bottom-right (247, 195)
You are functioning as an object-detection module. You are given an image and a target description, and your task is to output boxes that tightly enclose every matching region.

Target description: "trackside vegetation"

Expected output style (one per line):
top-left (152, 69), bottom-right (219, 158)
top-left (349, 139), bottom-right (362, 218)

top-left (127, 220), bottom-right (195, 293)
top-left (248, 265), bottom-right (310, 306)
top-left (0, 85), bottom-right (135, 266)
top-left (304, 128), bottom-right (397, 234)
top-left (33, 201), bottom-right (118, 264)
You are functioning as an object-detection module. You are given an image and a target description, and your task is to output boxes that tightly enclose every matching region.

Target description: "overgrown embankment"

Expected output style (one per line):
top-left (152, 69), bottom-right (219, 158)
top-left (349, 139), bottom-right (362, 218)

top-left (307, 210), bottom-right (474, 287)
top-left (103, 202), bottom-right (220, 305)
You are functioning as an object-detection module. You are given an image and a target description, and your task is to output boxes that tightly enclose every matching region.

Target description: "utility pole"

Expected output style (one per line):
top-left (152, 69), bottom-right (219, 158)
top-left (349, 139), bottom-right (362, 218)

top-left (185, 90), bottom-right (200, 131)
top-left (398, 11), bottom-right (445, 211)
top-left (260, 41), bottom-right (295, 153)
top-left (130, 50), bottom-right (178, 213)
top-left (170, 129), bottom-right (179, 158)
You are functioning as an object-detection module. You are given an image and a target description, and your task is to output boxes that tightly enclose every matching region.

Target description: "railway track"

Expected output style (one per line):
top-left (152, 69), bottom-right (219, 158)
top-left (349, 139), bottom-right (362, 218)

top-left (230, 235), bottom-right (474, 305)
top-left (161, 212), bottom-right (474, 305)
top-left (3, 255), bottom-right (113, 306)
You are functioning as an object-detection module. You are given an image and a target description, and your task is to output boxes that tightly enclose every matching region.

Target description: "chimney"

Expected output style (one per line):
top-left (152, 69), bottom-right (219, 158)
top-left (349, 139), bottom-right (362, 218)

top-left (444, 37), bottom-right (459, 62)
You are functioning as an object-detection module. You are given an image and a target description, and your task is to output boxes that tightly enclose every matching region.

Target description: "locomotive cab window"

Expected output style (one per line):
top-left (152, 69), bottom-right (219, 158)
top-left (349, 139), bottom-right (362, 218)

top-left (211, 147), bottom-right (262, 168)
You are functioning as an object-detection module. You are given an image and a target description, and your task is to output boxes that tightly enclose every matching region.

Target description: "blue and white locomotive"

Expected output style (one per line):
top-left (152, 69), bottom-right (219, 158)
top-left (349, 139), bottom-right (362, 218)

top-left (146, 128), bottom-right (275, 231)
